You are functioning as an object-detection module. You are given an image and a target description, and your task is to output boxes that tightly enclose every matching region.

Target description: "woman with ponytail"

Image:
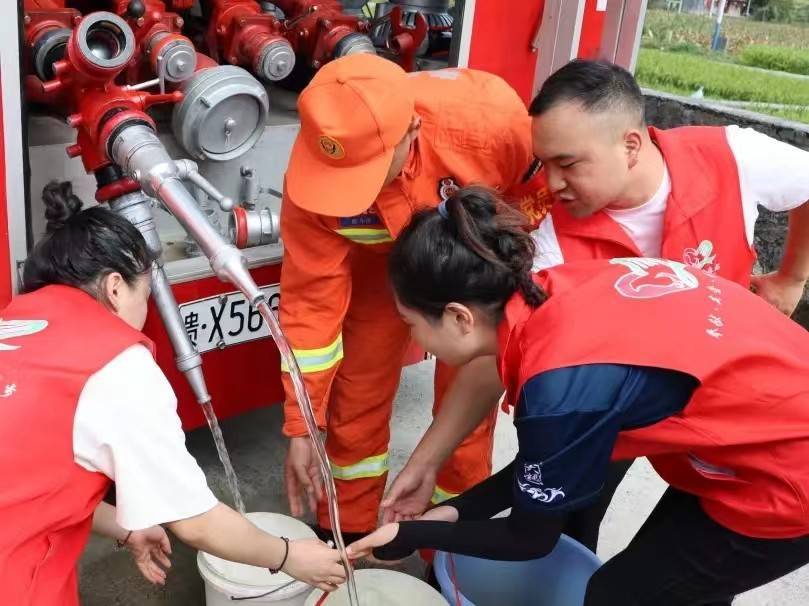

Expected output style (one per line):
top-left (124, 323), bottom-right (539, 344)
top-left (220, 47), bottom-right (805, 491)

top-left (0, 183), bottom-right (345, 606)
top-left (349, 187), bottom-right (809, 605)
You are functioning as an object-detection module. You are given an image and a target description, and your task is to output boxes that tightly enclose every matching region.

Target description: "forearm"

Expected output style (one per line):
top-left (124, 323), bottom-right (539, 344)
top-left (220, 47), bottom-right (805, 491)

top-left (375, 462), bottom-right (541, 560)
top-left (375, 511), bottom-right (565, 562)
top-left (408, 356), bottom-right (503, 470)
top-left (167, 503), bottom-right (286, 569)
top-left (780, 202), bottom-right (809, 282)
top-left (442, 461), bottom-right (515, 521)
top-left (91, 502), bottom-right (130, 542)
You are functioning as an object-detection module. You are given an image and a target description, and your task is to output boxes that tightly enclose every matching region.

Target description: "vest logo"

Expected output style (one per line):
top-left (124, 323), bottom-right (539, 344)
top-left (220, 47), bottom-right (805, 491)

top-left (318, 135), bottom-right (345, 160)
top-left (0, 384), bottom-right (16, 398)
top-left (610, 258), bottom-right (699, 300)
top-left (683, 240), bottom-right (720, 275)
top-left (437, 177), bottom-right (460, 202)
top-left (0, 319), bottom-right (48, 351)
top-left (517, 463), bottom-right (566, 504)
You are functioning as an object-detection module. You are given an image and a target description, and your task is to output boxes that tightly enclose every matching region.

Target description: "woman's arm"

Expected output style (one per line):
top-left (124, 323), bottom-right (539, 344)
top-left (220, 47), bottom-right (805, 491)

top-left (166, 503), bottom-right (345, 591)
top-left (361, 461), bottom-right (567, 561)
top-left (91, 501), bottom-right (130, 543)
top-left (92, 502), bottom-right (172, 586)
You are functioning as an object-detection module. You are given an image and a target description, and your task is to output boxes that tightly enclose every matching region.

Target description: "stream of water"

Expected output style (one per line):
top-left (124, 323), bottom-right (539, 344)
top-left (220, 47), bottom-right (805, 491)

top-left (256, 301), bottom-right (360, 606)
top-left (201, 400), bottom-right (247, 514)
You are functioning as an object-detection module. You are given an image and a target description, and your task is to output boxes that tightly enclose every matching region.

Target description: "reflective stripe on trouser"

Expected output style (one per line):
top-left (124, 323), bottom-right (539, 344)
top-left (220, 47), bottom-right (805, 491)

top-left (280, 333), bottom-right (343, 374)
top-left (334, 227), bottom-right (393, 245)
top-left (330, 453), bottom-right (389, 481)
top-left (431, 484), bottom-right (460, 505)
top-left (316, 248), bottom-right (498, 533)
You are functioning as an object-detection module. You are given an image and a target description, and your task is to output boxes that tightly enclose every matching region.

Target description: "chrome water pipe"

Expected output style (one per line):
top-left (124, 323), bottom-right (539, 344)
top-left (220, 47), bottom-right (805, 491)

top-left (108, 122), bottom-right (264, 305)
top-left (107, 189), bottom-right (211, 405)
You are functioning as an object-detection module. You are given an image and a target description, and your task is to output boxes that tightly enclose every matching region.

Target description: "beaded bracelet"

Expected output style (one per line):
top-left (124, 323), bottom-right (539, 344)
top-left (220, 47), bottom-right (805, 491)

top-left (269, 536), bottom-right (290, 574)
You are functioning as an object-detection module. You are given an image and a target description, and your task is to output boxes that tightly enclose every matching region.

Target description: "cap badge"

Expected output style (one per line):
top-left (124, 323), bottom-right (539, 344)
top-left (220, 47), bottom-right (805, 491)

top-left (319, 135), bottom-right (345, 160)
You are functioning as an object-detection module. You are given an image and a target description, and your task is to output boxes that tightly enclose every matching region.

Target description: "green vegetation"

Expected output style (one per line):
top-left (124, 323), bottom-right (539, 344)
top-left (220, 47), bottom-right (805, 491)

top-left (642, 9), bottom-right (809, 55)
top-left (740, 44), bottom-right (809, 74)
top-left (637, 49), bottom-right (809, 105)
top-left (638, 10), bottom-right (809, 124)
top-left (636, 49), bottom-right (809, 123)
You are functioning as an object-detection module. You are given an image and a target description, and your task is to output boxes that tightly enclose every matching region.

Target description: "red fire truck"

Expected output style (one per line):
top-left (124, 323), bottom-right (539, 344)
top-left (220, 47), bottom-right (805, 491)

top-left (0, 0), bottom-right (647, 429)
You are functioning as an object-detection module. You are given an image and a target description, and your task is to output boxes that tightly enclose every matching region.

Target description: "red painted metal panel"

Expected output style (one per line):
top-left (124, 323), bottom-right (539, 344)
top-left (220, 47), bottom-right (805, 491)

top-left (0, 75), bottom-right (13, 308)
top-left (579, 0), bottom-right (608, 59)
top-left (466, 1), bottom-right (545, 103)
top-left (142, 263), bottom-right (284, 430)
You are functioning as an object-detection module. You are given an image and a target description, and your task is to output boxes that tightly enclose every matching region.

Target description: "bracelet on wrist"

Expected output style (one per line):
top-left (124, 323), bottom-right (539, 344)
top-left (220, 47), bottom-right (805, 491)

top-left (269, 536), bottom-right (290, 574)
top-left (115, 530), bottom-right (133, 549)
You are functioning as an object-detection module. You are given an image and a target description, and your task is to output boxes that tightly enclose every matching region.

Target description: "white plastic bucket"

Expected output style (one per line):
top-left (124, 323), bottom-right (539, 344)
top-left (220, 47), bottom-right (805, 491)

top-left (197, 512), bottom-right (316, 606)
top-left (305, 568), bottom-right (448, 605)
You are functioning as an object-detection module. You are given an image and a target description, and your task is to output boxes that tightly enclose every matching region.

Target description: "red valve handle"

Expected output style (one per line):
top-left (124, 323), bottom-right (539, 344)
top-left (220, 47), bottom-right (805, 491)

top-left (141, 90), bottom-right (184, 109)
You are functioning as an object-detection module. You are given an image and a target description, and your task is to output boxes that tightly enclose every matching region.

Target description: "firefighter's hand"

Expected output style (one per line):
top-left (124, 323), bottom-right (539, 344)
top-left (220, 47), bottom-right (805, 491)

top-left (380, 463), bottom-right (437, 524)
top-left (750, 271), bottom-right (807, 316)
top-left (285, 436), bottom-right (323, 517)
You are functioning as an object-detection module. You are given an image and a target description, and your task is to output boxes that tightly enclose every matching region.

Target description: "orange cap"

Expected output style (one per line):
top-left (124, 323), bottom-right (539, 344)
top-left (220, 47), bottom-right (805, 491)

top-left (286, 54), bottom-right (415, 217)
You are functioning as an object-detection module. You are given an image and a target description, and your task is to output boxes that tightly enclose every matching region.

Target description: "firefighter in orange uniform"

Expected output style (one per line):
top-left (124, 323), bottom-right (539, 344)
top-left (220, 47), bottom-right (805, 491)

top-left (279, 53), bottom-right (549, 540)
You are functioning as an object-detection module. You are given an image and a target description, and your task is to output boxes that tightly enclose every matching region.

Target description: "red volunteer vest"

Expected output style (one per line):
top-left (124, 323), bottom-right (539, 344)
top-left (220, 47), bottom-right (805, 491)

top-left (498, 259), bottom-right (809, 539)
top-left (0, 285), bottom-right (153, 606)
top-left (551, 126), bottom-right (756, 287)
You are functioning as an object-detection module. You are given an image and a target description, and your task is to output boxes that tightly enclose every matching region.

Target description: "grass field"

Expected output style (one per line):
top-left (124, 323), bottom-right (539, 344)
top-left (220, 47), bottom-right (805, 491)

top-left (642, 8), bottom-right (809, 55)
top-left (740, 44), bottom-right (809, 75)
top-left (638, 10), bottom-right (809, 124)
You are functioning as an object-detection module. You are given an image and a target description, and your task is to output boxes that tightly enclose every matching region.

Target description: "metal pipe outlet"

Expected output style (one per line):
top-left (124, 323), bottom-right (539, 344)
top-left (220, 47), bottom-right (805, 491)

top-left (109, 122), bottom-right (265, 305)
top-left (107, 190), bottom-right (211, 405)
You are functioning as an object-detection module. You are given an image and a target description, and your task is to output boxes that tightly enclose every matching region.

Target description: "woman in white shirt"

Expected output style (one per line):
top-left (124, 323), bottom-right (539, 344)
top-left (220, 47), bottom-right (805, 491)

top-left (0, 182), bottom-right (345, 606)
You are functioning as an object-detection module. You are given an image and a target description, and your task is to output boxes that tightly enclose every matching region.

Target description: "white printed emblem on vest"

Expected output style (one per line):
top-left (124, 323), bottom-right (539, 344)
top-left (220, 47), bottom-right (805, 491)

top-left (610, 258), bottom-right (699, 299)
top-left (683, 240), bottom-right (720, 275)
top-left (517, 463), bottom-right (566, 504)
top-left (0, 319), bottom-right (48, 351)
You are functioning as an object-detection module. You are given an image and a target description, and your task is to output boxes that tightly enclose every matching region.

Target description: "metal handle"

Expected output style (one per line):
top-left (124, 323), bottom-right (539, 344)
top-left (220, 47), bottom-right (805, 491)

top-left (175, 159), bottom-right (235, 212)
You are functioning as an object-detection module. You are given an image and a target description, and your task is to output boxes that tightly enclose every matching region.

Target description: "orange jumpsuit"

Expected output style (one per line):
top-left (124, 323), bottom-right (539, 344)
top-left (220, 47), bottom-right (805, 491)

top-left (280, 68), bottom-right (551, 532)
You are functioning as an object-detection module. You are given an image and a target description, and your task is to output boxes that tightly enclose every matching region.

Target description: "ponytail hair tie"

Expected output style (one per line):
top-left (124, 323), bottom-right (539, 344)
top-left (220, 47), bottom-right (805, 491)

top-left (437, 199), bottom-right (450, 220)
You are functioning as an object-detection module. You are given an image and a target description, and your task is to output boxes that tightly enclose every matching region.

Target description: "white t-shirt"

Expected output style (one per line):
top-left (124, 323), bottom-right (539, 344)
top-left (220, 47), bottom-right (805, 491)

top-left (73, 344), bottom-right (217, 531)
top-left (532, 126), bottom-right (809, 271)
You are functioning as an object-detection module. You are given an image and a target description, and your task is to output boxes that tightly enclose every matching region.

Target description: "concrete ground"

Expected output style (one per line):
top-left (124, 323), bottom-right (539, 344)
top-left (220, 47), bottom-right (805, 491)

top-left (79, 360), bottom-right (809, 605)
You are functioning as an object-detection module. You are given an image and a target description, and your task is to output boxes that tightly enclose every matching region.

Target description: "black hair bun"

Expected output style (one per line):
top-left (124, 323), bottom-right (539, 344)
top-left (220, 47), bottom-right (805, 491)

top-left (42, 181), bottom-right (83, 234)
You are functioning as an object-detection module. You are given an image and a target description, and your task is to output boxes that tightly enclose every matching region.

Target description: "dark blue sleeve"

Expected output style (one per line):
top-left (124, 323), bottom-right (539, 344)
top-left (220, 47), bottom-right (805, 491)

top-left (513, 364), bottom-right (697, 512)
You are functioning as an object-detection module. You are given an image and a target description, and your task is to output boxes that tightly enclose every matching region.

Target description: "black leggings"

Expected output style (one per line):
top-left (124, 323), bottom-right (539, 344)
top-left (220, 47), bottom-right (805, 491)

top-left (583, 487), bottom-right (809, 606)
top-left (562, 458), bottom-right (634, 552)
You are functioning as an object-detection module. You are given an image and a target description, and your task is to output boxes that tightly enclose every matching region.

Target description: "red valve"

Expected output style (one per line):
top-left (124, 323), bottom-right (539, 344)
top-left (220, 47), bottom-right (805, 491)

top-left (142, 90), bottom-right (184, 108)
top-left (23, 11), bottom-right (186, 174)
top-left (111, 0), bottom-right (210, 85)
top-left (388, 6), bottom-right (428, 73)
top-left (207, 0), bottom-right (291, 81)
top-left (273, 0), bottom-right (372, 69)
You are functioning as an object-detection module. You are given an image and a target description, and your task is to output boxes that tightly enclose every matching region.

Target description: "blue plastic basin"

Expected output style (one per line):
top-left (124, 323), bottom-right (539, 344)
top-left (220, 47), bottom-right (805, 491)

top-left (434, 534), bottom-right (602, 606)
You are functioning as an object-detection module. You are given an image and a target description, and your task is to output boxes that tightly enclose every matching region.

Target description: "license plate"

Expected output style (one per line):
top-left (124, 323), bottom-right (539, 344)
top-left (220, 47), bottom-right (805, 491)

top-left (178, 284), bottom-right (280, 354)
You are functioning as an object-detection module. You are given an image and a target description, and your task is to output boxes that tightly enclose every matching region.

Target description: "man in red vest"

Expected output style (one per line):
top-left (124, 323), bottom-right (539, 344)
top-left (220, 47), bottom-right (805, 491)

top-left (530, 59), bottom-right (809, 315)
